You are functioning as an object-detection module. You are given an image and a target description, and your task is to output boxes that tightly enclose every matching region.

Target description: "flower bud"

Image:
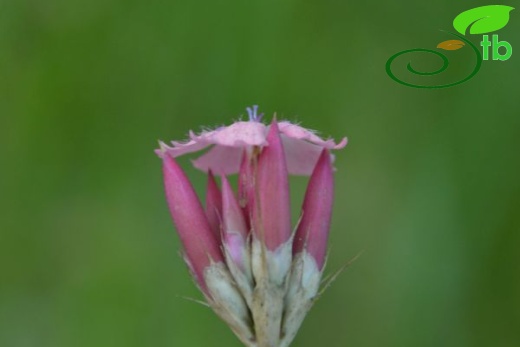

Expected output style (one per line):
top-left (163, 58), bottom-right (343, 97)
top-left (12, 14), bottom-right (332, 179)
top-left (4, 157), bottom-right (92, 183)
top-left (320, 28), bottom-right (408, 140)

top-left (162, 155), bottom-right (253, 345)
top-left (293, 149), bottom-right (334, 269)
top-left (162, 154), bottom-right (223, 292)
top-left (253, 119), bottom-right (292, 252)
top-left (221, 175), bottom-right (253, 303)
top-left (282, 149), bottom-right (335, 345)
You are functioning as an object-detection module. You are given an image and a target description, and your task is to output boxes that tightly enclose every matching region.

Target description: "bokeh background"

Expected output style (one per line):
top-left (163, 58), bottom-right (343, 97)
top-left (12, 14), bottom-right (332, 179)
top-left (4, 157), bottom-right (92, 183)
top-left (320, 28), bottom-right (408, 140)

top-left (1, 0), bottom-right (519, 346)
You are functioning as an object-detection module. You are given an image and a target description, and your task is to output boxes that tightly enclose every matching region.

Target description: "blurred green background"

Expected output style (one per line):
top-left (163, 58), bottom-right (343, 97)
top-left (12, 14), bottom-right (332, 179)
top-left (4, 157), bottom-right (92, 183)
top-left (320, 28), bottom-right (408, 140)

top-left (1, 0), bottom-right (519, 346)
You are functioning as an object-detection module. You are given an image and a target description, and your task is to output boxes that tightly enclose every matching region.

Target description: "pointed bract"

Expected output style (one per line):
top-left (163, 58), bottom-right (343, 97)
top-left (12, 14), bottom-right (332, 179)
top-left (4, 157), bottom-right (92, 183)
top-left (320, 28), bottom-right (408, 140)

top-left (221, 175), bottom-right (254, 302)
top-left (222, 175), bottom-right (248, 238)
top-left (205, 170), bottom-right (222, 237)
top-left (253, 119), bottom-right (292, 250)
top-left (162, 155), bottom-right (223, 292)
top-left (222, 175), bottom-right (249, 268)
top-left (293, 149), bottom-right (334, 269)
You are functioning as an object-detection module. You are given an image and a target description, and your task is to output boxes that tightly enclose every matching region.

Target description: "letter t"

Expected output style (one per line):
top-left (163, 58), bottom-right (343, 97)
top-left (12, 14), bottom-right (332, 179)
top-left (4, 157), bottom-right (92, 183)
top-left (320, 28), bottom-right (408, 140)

top-left (480, 35), bottom-right (491, 60)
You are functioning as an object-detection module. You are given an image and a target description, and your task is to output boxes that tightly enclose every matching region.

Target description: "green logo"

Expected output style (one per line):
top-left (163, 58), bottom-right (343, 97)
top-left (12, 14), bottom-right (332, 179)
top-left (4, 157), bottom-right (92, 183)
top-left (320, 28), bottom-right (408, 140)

top-left (386, 5), bottom-right (514, 89)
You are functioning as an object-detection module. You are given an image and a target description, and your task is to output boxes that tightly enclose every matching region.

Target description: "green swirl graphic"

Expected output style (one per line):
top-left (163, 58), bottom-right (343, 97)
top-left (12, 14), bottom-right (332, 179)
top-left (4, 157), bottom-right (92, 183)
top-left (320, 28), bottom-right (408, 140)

top-left (385, 32), bottom-right (482, 89)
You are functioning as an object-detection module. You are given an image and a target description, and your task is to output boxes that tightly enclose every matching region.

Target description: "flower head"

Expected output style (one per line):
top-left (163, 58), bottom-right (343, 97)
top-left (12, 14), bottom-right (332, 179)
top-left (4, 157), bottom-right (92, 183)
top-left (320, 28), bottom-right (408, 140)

top-left (157, 106), bottom-right (347, 347)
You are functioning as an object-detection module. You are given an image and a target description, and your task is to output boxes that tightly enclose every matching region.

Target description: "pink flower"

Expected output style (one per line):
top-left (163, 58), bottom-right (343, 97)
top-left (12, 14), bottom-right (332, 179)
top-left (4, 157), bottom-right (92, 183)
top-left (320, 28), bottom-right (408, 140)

top-left (156, 105), bottom-right (347, 175)
top-left (158, 106), bottom-right (347, 347)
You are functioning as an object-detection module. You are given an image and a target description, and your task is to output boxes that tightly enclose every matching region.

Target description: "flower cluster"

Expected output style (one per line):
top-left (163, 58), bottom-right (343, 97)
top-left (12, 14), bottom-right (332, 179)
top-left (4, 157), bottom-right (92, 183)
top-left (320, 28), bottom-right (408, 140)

top-left (156, 106), bottom-right (347, 347)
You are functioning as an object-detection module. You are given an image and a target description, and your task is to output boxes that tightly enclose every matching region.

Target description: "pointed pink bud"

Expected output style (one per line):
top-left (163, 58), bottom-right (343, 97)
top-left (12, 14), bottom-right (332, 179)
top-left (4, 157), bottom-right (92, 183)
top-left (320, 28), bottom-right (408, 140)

top-left (205, 170), bottom-right (222, 237)
top-left (222, 175), bottom-right (249, 270)
top-left (253, 120), bottom-right (292, 250)
top-left (293, 149), bottom-right (334, 270)
top-left (222, 176), bottom-right (248, 238)
top-left (162, 155), bottom-right (223, 293)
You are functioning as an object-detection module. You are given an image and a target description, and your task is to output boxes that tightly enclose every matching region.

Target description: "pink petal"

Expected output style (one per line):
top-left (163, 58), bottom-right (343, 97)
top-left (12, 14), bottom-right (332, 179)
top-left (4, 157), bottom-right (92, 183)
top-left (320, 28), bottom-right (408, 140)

top-left (281, 135), bottom-right (324, 176)
top-left (191, 121), bottom-right (267, 147)
top-left (157, 121), bottom-right (267, 159)
top-left (293, 149), bottom-right (334, 269)
top-left (192, 145), bottom-right (244, 175)
top-left (278, 121), bottom-right (347, 149)
top-left (157, 139), bottom-right (211, 158)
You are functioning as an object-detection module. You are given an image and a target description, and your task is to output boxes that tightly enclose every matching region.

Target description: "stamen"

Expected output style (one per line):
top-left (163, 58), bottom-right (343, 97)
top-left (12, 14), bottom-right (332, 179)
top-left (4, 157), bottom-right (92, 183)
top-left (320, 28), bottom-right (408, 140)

top-left (246, 105), bottom-right (264, 122)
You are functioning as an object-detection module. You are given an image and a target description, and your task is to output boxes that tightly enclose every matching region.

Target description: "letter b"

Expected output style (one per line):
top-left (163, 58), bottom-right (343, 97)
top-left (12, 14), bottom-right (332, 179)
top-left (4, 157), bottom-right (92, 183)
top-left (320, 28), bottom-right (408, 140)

top-left (492, 34), bottom-right (512, 61)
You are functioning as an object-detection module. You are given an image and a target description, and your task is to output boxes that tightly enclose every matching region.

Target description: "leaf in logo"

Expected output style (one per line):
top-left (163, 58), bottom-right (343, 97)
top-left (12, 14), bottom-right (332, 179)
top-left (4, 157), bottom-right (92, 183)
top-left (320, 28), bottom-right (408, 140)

top-left (453, 5), bottom-right (514, 35)
top-left (437, 40), bottom-right (465, 51)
